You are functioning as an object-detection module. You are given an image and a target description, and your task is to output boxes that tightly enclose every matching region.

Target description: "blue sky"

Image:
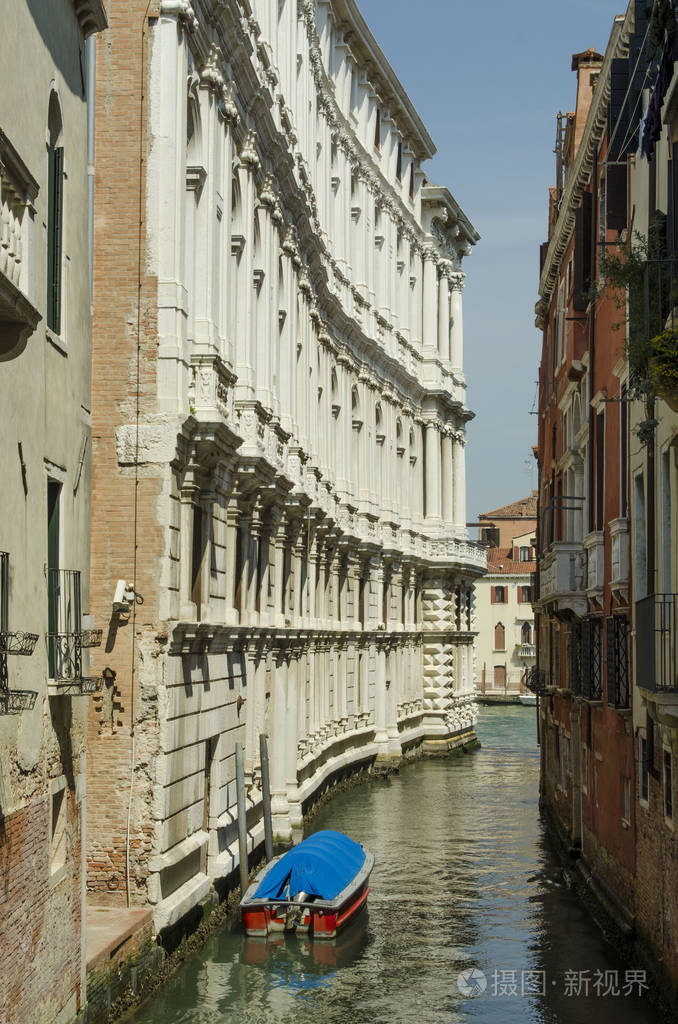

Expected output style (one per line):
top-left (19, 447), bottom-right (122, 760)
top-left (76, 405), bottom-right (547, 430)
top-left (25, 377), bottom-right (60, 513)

top-left (359, 0), bottom-right (625, 522)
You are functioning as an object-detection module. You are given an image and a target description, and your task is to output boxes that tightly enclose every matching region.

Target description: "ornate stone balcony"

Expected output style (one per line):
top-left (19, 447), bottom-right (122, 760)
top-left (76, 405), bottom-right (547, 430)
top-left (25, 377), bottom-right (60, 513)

top-left (610, 517), bottom-right (629, 598)
top-left (584, 530), bottom-right (605, 602)
top-left (0, 129), bottom-right (41, 360)
top-left (538, 541), bottom-right (587, 617)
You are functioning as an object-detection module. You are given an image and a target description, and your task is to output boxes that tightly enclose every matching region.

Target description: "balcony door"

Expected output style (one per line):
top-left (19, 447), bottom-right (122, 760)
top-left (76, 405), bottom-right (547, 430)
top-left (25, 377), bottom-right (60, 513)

top-left (47, 480), bottom-right (61, 677)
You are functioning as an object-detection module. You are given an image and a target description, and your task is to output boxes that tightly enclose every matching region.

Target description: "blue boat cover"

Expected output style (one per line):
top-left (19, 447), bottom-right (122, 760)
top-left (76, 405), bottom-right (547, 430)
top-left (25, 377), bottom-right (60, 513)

top-left (253, 830), bottom-right (366, 901)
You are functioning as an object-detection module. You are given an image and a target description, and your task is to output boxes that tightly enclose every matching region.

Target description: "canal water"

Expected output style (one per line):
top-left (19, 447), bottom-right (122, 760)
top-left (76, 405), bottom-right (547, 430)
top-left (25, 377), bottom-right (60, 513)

top-left (128, 707), bottom-right (661, 1023)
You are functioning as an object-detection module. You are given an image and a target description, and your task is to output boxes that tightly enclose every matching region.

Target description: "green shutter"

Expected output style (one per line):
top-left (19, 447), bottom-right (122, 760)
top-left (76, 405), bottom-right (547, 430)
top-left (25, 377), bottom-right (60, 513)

top-left (47, 481), bottom-right (60, 677)
top-left (47, 146), bottom-right (63, 334)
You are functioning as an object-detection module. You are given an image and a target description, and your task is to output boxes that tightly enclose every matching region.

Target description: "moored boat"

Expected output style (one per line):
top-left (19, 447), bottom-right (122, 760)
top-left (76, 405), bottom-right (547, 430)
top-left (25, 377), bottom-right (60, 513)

top-left (519, 693), bottom-right (537, 706)
top-left (240, 830), bottom-right (373, 940)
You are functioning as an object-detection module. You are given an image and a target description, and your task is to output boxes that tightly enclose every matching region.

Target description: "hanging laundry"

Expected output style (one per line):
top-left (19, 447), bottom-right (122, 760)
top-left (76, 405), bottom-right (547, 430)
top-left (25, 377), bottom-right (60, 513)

top-left (641, 43), bottom-right (675, 160)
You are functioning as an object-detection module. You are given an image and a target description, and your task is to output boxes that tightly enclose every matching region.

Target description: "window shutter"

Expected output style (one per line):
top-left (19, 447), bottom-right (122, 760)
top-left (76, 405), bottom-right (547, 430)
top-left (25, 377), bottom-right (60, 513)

top-left (47, 146), bottom-right (63, 334)
top-left (647, 709), bottom-right (656, 776)
top-left (491, 586), bottom-right (496, 602)
top-left (671, 143), bottom-right (678, 255)
top-left (608, 58), bottom-right (630, 160)
top-left (607, 163), bottom-right (627, 232)
top-left (573, 192), bottom-right (592, 311)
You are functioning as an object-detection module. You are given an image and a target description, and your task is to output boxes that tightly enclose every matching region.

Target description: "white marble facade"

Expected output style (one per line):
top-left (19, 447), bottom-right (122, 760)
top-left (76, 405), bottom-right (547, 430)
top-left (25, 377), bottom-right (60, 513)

top-left (99, 0), bottom-right (484, 930)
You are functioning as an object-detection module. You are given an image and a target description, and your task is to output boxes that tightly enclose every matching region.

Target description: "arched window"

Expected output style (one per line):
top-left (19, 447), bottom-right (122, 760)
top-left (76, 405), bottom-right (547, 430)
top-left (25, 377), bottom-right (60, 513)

top-left (494, 622), bottom-right (505, 651)
top-left (47, 90), bottom-right (64, 334)
top-left (522, 621), bottom-right (533, 645)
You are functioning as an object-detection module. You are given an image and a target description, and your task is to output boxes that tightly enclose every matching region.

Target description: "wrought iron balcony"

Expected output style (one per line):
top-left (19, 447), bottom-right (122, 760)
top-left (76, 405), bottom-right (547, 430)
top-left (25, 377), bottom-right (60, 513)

top-left (607, 615), bottom-right (630, 709)
top-left (0, 550), bottom-right (38, 714)
top-left (47, 569), bottom-right (102, 696)
top-left (525, 666), bottom-right (548, 696)
top-left (636, 594), bottom-right (678, 693)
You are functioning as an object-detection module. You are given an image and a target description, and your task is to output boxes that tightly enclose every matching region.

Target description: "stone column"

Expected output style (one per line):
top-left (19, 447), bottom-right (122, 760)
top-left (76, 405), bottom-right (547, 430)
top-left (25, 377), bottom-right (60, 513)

top-left (452, 435), bottom-right (467, 534)
top-left (421, 575), bottom-right (454, 743)
top-left (179, 483), bottom-right (199, 620)
top-left (386, 645), bottom-right (402, 756)
top-left (450, 272), bottom-right (465, 371)
top-left (245, 502), bottom-right (262, 626)
top-left (422, 249), bottom-right (438, 351)
top-left (258, 518), bottom-right (272, 626)
top-left (286, 650), bottom-right (302, 828)
top-left (424, 421), bottom-right (442, 522)
top-left (244, 639), bottom-right (263, 780)
top-left (270, 645), bottom-right (290, 838)
top-left (237, 132), bottom-right (260, 397)
top-left (437, 264), bottom-right (450, 360)
top-left (280, 230), bottom-right (298, 435)
top-left (374, 642), bottom-right (389, 750)
top-left (442, 431), bottom-right (454, 525)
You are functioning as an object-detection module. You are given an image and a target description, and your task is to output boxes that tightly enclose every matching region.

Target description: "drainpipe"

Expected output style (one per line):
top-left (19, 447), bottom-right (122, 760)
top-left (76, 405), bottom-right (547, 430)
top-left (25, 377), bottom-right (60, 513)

top-left (86, 35), bottom-right (96, 310)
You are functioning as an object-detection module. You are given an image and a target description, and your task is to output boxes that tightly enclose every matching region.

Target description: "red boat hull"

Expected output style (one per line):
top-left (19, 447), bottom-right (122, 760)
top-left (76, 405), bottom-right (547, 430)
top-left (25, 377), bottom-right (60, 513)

top-left (242, 881), bottom-right (370, 940)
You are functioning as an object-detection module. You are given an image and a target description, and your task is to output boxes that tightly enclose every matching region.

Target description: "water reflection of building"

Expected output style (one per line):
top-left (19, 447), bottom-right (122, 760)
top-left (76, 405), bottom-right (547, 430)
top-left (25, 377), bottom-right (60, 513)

top-left (86, 0), bottom-right (485, 940)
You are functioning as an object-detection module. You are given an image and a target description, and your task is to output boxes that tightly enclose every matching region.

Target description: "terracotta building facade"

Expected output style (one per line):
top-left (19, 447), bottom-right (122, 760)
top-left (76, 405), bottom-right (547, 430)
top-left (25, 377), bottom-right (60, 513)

top-left (535, 0), bottom-right (678, 1005)
top-left (87, 0), bottom-right (484, 934)
top-left (534, 19), bottom-right (637, 928)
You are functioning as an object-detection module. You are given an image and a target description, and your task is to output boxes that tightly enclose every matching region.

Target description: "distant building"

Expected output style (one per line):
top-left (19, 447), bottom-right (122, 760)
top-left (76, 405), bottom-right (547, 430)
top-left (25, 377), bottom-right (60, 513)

top-left (0, 2), bottom-right (107, 1023)
top-left (475, 495), bottom-right (537, 696)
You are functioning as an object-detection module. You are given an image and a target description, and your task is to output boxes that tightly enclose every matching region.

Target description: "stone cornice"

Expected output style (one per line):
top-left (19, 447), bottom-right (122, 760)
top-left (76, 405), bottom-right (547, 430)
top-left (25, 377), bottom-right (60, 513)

top-left (329, 1), bottom-right (435, 160)
top-left (535, 10), bottom-right (631, 329)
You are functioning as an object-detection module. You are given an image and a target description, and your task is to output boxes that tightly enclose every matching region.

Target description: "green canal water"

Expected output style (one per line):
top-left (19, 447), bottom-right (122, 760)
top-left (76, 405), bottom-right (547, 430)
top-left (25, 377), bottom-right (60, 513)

top-left (128, 707), bottom-right (661, 1023)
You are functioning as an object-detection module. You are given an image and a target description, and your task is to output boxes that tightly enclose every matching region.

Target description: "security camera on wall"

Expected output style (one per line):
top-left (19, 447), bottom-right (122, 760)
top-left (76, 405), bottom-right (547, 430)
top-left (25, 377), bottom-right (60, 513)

top-left (113, 579), bottom-right (134, 614)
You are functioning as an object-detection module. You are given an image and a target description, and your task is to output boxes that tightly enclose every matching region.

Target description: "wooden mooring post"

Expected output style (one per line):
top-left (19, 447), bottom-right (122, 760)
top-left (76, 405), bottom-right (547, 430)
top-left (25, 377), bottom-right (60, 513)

top-left (235, 742), bottom-right (249, 896)
top-left (259, 733), bottom-right (274, 862)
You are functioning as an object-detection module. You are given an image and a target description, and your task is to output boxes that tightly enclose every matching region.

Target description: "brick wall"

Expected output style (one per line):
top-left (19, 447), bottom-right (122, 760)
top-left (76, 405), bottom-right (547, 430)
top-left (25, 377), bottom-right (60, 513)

top-left (87, 0), bottom-right (164, 908)
top-left (0, 794), bottom-right (82, 1024)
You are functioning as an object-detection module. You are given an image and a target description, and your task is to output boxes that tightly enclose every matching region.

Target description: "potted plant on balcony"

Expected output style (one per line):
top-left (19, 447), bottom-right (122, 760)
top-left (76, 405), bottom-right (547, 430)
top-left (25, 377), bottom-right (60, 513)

top-left (647, 328), bottom-right (678, 411)
top-left (598, 220), bottom-right (678, 437)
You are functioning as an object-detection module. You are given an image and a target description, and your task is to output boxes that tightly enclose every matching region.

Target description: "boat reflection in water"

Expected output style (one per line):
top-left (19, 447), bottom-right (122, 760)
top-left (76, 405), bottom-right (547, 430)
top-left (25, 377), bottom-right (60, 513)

top-left (241, 914), bottom-right (370, 977)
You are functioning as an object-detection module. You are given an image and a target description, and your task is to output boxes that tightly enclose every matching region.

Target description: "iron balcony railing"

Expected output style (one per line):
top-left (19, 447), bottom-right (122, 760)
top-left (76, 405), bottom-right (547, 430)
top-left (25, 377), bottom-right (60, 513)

top-left (47, 568), bottom-right (102, 694)
top-left (636, 594), bottom-right (678, 693)
top-left (568, 617), bottom-right (603, 700)
top-left (525, 666), bottom-right (548, 696)
top-left (0, 551), bottom-right (38, 714)
top-left (607, 615), bottom-right (630, 709)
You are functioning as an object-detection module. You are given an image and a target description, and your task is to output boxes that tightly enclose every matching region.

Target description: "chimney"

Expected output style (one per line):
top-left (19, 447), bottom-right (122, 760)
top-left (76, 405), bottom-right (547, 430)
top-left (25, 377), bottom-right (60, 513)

top-left (570, 48), bottom-right (604, 159)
